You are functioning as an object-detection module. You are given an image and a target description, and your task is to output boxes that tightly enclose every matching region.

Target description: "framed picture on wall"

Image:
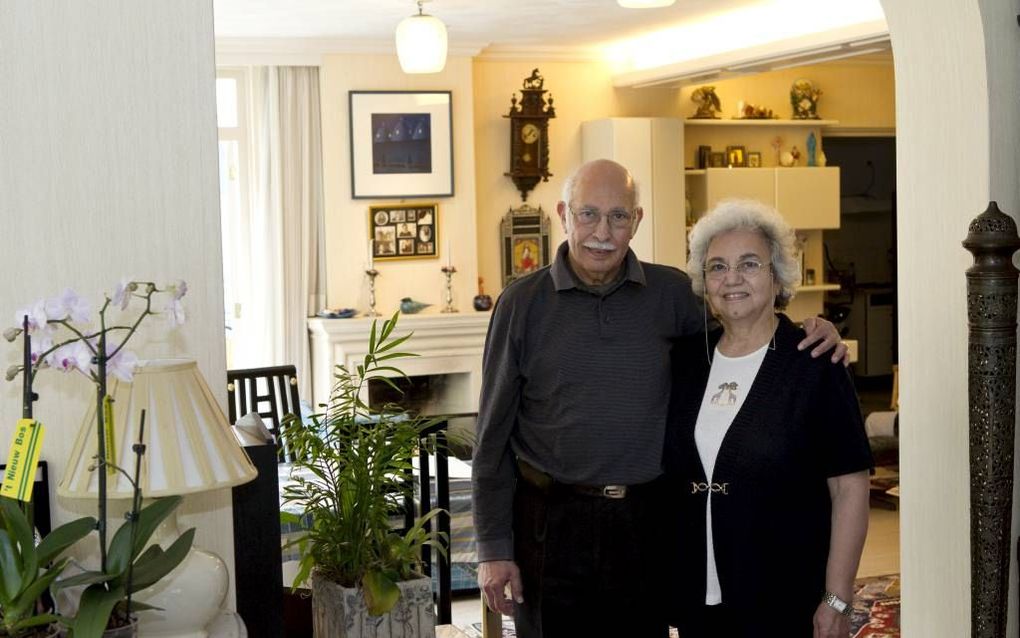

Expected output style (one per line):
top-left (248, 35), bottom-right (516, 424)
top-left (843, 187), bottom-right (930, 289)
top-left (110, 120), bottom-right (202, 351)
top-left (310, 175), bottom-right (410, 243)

top-left (747, 151), bottom-right (762, 168)
top-left (500, 204), bottom-right (551, 286)
top-left (349, 91), bottom-right (454, 199)
top-left (369, 203), bottom-right (438, 261)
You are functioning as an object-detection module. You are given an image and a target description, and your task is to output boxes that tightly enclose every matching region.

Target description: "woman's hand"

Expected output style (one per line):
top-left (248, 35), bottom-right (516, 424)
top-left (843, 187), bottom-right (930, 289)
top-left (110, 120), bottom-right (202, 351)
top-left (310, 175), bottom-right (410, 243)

top-left (813, 602), bottom-right (850, 638)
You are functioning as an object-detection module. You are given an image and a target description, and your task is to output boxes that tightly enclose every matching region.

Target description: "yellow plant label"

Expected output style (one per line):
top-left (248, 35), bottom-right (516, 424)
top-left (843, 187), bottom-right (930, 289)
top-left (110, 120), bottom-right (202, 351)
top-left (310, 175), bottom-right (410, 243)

top-left (1, 419), bottom-right (45, 502)
top-left (103, 395), bottom-right (116, 474)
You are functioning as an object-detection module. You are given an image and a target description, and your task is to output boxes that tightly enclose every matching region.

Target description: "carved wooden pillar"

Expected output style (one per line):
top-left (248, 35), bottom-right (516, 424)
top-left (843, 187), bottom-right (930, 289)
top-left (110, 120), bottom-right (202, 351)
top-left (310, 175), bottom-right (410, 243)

top-left (962, 201), bottom-right (1020, 638)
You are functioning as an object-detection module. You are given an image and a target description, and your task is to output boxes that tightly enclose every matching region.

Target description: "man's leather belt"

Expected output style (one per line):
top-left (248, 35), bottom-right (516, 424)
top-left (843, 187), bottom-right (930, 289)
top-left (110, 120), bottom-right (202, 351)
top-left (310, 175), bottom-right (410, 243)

top-left (516, 458), bottom-right (653, 500)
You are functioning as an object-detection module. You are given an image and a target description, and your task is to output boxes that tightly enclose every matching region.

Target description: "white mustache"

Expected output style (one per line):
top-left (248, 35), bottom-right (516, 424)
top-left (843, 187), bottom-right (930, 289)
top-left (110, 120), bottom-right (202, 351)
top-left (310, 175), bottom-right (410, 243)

top-left (583, 240), bottom-right (616, 251)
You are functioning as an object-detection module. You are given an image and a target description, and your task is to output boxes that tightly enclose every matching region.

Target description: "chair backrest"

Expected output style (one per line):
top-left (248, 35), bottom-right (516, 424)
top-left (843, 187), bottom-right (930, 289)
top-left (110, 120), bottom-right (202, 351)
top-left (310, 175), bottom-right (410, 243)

top-left (227, 365), bottom-right (301, 462)
top-left (406, 412), bottom-right (476, 626)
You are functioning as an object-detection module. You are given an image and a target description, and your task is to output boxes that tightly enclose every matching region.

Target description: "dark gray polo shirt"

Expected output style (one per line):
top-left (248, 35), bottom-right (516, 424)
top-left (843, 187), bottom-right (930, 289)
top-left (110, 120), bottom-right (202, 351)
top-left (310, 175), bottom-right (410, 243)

top-left (472, 241), bottom-right (704, 562)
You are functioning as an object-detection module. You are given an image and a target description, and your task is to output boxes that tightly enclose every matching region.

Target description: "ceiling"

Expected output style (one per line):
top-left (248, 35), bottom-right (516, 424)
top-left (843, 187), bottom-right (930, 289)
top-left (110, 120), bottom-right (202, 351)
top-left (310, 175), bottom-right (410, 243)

top-left (213, 0), bottom-right (891, 86)
top-left (213, 0), bottom-right (784, 49)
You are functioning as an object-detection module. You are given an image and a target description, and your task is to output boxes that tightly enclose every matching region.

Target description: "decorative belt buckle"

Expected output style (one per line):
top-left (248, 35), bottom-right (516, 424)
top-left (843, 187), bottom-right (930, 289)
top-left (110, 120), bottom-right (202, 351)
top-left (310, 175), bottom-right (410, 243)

top-left (602, 485), bottom-right (627, 499)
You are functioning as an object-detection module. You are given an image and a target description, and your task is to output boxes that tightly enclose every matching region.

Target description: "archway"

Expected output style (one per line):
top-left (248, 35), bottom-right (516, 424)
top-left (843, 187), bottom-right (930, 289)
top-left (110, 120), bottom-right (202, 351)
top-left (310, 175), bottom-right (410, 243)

top-left (880, 0), bottom-right (1020, 634)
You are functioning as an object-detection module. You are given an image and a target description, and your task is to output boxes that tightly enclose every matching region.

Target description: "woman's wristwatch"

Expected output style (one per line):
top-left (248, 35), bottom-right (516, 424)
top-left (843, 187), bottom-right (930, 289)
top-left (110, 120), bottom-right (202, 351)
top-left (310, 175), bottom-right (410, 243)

top-left (822, 591), bottom-right (853, 617)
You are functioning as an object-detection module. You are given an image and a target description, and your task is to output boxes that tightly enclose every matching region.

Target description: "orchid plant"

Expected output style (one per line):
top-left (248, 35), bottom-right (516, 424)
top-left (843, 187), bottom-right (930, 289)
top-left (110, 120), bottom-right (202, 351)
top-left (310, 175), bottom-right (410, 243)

top-left (4, 280), bottom-right (193, 637)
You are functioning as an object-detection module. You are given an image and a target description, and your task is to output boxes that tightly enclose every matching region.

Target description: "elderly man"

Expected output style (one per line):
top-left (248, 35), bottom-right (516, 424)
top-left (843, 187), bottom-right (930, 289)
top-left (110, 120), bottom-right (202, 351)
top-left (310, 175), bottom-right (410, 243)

top-left (472, 159), bottom-right (844, 637)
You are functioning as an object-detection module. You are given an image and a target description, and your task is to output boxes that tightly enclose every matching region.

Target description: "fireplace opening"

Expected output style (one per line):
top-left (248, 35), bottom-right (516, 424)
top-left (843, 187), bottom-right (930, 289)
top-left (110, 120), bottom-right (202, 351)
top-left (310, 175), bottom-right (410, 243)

top-left (367, 372), bottom-right (472, 416)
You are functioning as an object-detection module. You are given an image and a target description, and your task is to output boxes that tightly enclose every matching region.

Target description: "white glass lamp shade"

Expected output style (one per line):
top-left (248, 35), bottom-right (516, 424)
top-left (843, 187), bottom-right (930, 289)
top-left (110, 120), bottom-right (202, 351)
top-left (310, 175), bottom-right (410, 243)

top-left (396, 12), bottom-right (448, 74)
top-left (617, 0), bottom-right (675, 7)
top-left (58, 358), bottom-right (257, 499)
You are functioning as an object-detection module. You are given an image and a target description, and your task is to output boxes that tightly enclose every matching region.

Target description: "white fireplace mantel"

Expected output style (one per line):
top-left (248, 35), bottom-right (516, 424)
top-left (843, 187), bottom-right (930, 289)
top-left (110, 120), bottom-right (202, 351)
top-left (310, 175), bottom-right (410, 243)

top-left (307, 312), bottom-right (492, 411)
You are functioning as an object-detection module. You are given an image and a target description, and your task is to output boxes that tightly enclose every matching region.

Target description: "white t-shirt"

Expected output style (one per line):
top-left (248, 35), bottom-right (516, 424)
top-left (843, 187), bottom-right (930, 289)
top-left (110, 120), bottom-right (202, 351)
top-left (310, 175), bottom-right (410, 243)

top-left (694, 342), bottom-right (769, 605)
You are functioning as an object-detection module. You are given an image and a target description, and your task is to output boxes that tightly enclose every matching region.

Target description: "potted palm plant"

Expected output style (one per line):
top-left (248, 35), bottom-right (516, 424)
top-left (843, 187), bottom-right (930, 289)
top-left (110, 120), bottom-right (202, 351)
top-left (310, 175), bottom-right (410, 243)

top-left (0, 498), bottom-right (95, 638)
top-left (281, 312), bottom-right (447, 638)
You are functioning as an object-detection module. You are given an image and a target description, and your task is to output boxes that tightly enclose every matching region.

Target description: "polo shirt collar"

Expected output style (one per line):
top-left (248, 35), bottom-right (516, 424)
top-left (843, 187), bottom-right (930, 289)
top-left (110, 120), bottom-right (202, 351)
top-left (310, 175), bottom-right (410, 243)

top-left (550, 240), bottom-right (647, 291)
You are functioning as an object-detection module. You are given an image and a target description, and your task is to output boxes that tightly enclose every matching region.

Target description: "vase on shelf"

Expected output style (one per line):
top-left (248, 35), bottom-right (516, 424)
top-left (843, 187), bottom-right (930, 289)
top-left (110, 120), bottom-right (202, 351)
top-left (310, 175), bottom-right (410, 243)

top-left (473, 278), bottom-right (493, 311)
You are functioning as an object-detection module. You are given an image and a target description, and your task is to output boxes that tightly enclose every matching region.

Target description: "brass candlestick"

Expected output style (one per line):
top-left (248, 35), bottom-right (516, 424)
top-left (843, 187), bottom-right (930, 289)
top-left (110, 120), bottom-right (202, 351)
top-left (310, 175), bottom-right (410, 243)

top-left (441, 266), bottom-right (458, 313)
top-left (365, 269), bottom-right (380, 317)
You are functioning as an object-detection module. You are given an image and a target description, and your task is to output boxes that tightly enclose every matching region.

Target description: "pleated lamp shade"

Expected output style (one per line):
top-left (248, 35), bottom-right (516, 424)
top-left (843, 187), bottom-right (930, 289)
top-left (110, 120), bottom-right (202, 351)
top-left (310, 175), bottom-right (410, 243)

top-left (58, 358), bottom-right (257, 499)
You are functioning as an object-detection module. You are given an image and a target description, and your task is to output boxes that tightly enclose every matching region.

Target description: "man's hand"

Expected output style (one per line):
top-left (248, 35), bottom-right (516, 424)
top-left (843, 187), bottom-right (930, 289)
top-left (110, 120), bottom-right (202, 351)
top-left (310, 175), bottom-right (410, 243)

top-left (799, 316), bottom-right (850, 366)
top-left (813, 602), bottom-right (850, 638)
top-left (478, 560), bottom-right (524, 615)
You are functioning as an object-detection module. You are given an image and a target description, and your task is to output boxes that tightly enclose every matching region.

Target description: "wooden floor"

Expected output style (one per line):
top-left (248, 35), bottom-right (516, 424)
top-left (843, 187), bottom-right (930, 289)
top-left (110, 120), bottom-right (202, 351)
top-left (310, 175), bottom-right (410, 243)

top-left (858, 505), bottom-right (900, 577)
top-left (451, 505), bottom-right (900, 629)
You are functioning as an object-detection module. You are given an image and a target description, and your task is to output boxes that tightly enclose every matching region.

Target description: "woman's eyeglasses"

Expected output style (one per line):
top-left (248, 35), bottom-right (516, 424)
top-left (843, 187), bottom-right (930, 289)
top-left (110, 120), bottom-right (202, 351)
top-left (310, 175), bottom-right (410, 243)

top-left (703, 259), bottom-right (770, 280)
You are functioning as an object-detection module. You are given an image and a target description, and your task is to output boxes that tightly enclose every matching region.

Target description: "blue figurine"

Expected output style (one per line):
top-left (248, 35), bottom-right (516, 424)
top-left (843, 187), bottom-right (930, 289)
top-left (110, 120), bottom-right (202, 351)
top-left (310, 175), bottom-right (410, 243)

top-left (400, 297), bottom-right (431, 314)
top-left (806, 132), bottom-right (817, 167)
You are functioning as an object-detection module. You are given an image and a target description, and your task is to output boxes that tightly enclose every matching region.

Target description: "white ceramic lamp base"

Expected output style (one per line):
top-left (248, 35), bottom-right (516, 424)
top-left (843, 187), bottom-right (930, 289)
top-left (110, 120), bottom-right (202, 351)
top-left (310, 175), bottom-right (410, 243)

top-left (134, 517), bottom-right (229, 638)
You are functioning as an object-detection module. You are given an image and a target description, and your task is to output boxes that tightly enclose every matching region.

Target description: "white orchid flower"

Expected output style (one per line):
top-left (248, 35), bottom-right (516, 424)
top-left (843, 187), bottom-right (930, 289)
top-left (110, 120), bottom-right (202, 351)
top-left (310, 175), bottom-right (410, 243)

top-left (163, 297), bottom-right (186, 328)
top-left (111, 279), bottom-right (138, 311)
top-left (168, 280), bottom-right (188, 301)
top-left (45, 289), bottom-right (92, 324)
top-left (107, 348), bottom-right (139, 382)
top-left (48, 341), bottom-right (93, 374)
top-left (14, 299), bottom-right (48, 333)
top-left (29, 332), bottom-right (54, 365)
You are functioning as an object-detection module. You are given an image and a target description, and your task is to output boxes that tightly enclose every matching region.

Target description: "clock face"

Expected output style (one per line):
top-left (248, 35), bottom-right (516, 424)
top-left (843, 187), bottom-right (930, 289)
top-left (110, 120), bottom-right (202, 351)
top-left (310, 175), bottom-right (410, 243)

top-left (520, 123), bottom-right (540, 144)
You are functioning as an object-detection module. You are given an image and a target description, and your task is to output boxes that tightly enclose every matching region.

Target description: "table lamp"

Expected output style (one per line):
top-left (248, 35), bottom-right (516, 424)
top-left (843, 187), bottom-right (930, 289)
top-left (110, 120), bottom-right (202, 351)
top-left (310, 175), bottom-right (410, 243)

top-left (58, 358), bottom-right (258, 637)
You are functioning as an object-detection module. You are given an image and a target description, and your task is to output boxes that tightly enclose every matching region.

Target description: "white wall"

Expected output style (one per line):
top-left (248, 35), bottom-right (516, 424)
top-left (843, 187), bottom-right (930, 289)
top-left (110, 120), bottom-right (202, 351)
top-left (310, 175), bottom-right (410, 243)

top-left (884, 0), bottom-right (1020, 634)
top-left (0, 0), bottom-right (236, 607)
top-left (319, 54), bottom-right (479, 314)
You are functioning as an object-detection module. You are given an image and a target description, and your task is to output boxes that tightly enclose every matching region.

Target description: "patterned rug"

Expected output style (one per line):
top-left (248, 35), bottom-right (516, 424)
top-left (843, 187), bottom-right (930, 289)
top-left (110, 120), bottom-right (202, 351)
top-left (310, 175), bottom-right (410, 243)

top-left (851, 574), bottom-right (900, 637)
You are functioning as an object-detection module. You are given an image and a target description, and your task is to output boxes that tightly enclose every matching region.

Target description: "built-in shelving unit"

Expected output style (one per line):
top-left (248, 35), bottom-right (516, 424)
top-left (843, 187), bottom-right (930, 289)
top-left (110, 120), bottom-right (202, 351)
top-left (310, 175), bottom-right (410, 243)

top-left (685, 119), bottom-right (840, 127)
top-left (683, 114), bottom-right (842, 320)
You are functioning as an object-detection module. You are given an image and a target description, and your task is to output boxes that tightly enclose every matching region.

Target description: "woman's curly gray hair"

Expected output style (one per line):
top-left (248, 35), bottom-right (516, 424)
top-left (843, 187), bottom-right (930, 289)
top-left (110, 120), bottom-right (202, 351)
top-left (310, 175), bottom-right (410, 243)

top-left (686, 199), bottom-right (801, 309)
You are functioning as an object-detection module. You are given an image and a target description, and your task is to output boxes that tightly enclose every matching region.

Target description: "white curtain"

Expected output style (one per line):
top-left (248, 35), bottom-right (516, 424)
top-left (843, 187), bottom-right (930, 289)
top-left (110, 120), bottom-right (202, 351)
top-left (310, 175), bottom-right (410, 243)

top-left (243, 66), bottom-right (325, 400)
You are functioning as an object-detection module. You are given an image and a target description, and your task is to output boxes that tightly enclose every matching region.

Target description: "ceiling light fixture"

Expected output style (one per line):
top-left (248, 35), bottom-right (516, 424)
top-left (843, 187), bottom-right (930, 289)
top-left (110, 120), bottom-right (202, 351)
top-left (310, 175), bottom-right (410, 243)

top-left (617, 0), bottom-right (676, 7)
top-left (396, 0), bottom-right (448, 74)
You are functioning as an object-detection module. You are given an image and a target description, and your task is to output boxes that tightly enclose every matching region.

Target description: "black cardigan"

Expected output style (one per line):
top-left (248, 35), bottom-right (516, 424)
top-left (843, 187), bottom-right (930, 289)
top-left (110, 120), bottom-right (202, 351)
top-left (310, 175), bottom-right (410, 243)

top-left (663, 314), bottom-right (873, 634)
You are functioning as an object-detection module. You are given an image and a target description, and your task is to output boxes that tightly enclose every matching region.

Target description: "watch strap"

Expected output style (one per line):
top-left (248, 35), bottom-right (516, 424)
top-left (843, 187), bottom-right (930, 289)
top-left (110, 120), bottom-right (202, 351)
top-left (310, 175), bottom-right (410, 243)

top-left (821, 591), bottom-right (853, 617)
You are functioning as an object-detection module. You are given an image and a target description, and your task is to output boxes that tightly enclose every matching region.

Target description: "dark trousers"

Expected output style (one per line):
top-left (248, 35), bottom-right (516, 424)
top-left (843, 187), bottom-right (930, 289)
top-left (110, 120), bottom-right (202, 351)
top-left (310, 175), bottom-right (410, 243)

top-left (673, 603), bottom-right (738, 638)
top-left (673, 602), bottom-right (813, 638)
top-left (511, 478), bottom-right (669, 638)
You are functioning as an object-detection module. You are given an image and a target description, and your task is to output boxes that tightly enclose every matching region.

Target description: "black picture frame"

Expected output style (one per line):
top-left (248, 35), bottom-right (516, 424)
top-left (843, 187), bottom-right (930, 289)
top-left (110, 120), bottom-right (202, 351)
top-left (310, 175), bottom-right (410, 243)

top-left (370, 203), bottom-right (439, 261)
top-left (349, 91), bottom-right (454, 199)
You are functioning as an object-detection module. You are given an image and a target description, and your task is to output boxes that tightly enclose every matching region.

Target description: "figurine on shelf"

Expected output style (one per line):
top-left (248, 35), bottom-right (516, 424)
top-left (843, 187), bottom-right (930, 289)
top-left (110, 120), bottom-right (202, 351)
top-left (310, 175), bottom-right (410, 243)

top-left (400, 297), bottom-right (431, 314)
top-left (771, 136), bottom-right (784, 165)
top-left (738, 103), bottom-right (777, 119)
top-left (690, 85), bottom-right (722, 119)
top-left (790, 78), bottom-right (822, 119)
top-left (473, 277), bottom-right (493, 312)
top-left (806, 132), bottom-right (817, 166)
top-left (789, 145), bottom-right (802, 166)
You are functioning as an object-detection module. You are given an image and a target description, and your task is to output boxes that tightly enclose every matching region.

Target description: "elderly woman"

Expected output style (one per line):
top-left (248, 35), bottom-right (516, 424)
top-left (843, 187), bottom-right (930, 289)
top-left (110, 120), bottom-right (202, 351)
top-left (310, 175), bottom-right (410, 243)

top-left (665, 199), bottom-right (873, 637)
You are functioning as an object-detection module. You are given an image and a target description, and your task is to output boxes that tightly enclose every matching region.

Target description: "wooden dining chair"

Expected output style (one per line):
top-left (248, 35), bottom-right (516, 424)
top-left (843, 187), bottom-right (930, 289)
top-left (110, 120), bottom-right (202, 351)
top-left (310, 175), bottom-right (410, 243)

top-left (226, 365), bottom-right (302, 462)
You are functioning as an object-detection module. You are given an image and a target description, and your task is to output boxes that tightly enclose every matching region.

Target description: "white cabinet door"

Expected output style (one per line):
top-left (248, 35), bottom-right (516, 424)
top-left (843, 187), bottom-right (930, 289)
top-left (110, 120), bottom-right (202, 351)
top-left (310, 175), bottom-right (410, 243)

top-left (775, 167), bottom-right (840, 228)
top-left (581, 118), bottom-right (685, 268)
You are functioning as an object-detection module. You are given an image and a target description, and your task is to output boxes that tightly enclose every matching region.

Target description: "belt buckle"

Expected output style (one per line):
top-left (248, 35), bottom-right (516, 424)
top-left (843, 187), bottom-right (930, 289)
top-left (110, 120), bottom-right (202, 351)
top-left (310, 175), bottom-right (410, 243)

top-left (602, 485), bottom-right (627, 499)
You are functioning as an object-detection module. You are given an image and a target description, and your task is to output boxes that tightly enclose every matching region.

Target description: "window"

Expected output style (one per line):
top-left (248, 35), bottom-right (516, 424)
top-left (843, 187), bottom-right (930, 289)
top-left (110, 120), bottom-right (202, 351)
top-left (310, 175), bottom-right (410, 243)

top-left (216, 69), bottom-right (253, 368)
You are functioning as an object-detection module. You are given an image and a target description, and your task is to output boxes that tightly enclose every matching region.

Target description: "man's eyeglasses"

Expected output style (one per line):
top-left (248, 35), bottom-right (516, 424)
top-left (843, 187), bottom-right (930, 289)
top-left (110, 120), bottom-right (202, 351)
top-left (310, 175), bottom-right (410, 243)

top-left (703, 259), bottom-right (770, 280)
top-left (569, 206), bottom-right (635, 230)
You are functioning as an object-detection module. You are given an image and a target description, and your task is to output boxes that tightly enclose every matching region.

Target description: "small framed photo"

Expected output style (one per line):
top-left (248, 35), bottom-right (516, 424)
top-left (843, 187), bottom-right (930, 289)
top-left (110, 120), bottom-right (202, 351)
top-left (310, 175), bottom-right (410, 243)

top-left (726, 145), bottom-right (746, 167)
top-left (709, 152), bottom-right (726, 168)
top-left (369, 203), bottom-right (438, 261)
top-left (747, 151), bottom-right (762, 168)
top-left (697, 145), bottom-right (712, 170)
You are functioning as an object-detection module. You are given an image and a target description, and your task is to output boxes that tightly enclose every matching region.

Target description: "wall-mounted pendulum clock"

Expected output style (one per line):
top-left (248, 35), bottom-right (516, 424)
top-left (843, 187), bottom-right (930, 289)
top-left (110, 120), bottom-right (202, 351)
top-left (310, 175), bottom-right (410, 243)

top-left (504, 68), bottom-right (555, 201)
